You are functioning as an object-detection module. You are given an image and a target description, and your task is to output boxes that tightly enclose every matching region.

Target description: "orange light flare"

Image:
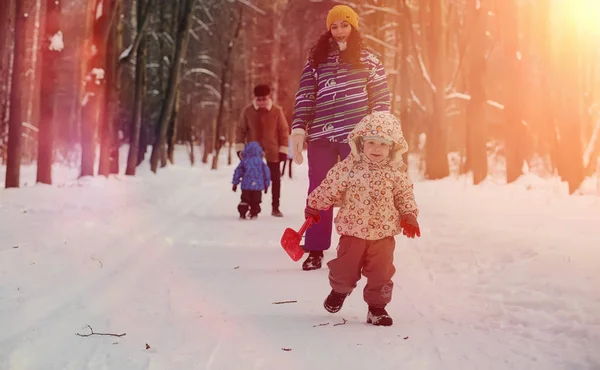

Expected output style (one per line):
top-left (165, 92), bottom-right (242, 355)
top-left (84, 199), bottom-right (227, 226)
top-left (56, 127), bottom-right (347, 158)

top-left (550, 0), bottom-right (600, 42)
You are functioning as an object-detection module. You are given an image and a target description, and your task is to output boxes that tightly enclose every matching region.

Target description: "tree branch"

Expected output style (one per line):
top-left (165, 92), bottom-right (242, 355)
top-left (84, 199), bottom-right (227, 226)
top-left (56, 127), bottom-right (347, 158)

top-left (333, 318), bottom-right (348, 326)
top-left (75, 325), bottom-right (126, 337)
top-left (237, 0), bottom-right (266, 15)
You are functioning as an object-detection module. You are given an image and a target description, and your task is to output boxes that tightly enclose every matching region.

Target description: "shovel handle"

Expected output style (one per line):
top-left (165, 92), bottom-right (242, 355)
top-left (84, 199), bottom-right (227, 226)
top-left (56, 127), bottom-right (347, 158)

top-left (297, 216), bottom-right (314, 236)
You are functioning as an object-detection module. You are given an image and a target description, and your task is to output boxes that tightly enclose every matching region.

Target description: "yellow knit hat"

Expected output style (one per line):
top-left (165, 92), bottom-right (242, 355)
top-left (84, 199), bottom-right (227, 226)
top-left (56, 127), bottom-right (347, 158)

top-left (326, 5), bottom-right (359, 31)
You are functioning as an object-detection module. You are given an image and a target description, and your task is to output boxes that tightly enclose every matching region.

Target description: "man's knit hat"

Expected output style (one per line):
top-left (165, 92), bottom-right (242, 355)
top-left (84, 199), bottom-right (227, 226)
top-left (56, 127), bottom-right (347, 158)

top-left (326, 5), bottom-right (359, 31)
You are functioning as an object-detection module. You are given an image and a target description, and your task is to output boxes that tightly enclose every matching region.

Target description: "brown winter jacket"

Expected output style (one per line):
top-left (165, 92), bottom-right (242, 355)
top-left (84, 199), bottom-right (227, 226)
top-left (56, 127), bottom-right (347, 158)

top-left (235, 99), bottom-right (289, 163)
top-left (307, 111), bottom-right (419, 240)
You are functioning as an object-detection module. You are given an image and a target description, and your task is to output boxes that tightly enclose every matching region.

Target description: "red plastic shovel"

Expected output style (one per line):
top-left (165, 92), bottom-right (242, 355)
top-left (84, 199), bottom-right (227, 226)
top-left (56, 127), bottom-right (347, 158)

top-left (280, 217), bottom-right (315, 261)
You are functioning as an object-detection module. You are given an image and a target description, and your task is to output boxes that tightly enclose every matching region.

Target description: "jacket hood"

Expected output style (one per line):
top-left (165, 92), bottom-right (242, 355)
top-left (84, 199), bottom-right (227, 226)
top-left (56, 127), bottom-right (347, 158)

top-left (243, 141), bottom-right (264, 158)
top-left (347, 112), bottom-right (408, 168)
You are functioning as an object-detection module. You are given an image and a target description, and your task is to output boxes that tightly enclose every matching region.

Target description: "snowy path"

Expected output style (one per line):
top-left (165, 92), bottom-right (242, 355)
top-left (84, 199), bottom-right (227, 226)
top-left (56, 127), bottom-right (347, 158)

top-left (1, 153), bottom-right (599, 370)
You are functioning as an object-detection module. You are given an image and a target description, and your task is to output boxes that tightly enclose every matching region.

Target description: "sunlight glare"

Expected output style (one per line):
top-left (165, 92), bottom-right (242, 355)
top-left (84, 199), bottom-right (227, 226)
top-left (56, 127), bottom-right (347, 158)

top-left (552, 0), bottom-right (600, 40)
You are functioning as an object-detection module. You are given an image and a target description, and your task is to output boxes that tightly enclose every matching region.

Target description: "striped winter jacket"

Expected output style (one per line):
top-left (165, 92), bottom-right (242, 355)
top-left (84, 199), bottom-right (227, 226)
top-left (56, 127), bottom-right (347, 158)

top-left (291, 48), bottom-right (391, 143)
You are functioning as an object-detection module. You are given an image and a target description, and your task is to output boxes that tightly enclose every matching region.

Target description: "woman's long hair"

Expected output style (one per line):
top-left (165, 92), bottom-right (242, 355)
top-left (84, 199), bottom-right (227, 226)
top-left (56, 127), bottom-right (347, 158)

top-left (308, 27), bottom-right (365, 69)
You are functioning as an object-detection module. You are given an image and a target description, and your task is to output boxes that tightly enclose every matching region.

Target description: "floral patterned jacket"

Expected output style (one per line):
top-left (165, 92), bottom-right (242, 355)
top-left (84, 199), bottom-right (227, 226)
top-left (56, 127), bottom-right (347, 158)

top-left (307, 112), bottom-right (418, 240)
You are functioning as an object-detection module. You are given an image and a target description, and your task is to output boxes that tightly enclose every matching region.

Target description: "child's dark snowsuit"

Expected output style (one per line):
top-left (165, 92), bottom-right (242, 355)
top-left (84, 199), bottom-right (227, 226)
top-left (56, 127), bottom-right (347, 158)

top-left (232, 142), bottom-right (271, 219)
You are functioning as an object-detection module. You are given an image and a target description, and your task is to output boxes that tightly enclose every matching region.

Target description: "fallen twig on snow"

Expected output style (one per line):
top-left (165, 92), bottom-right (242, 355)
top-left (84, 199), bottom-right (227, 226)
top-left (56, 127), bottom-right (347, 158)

top-left (75, 325), bottom-right (126, 338)
top-left (333, 318), bottom-right (347, 326)
top-left (271, 300), bottom-right (297, 305)
top-left (281, 348), bottom-right (292, 351)
top-left (90, 257), bottom-right (103, 268)
top-left (313, 322), bottom-right (329, 327)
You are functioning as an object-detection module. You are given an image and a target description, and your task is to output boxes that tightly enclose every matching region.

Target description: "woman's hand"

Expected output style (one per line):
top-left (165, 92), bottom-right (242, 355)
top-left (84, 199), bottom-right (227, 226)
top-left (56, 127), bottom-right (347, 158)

top-left (292, 133), bottom-right (305, 165)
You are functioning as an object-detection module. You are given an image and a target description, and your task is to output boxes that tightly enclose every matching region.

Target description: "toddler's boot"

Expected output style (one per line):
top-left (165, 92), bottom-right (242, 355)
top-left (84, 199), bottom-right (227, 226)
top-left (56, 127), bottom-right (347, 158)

top-left (367, 306), bottom-right (393, 326)
top-left (323, 290), bottom-right (349, 313)
top-left (237, 202), bottom-right (249, 219)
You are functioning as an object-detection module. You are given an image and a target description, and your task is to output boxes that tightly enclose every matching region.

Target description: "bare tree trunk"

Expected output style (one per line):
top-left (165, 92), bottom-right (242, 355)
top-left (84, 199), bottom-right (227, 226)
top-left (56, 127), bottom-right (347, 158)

top-left (99, 0), bottom-right (122, 177)
top-left (555, 21), bottom-right (585, 193)
top-left (202, 126), bottom-right (212, 164)
top-left (178, 98), bottom-right (194, 165)
top-left (227, 61), bottom-right (235, 166)
top-left (187, 111), bottom-right (195, 165)
top-left (149, 0), bottom-right (195, 173)
top-left (158, 0), bottom-right (167, 101)
top-left (501, 0), bottom-right (525, 183)
top-left (270, 1), bottom-right (284, 103)
top-left (166, 90), bottom-right (179, 165)
top-left (246, 17), bottom-right (256, 100)
top-left (124, 0), bottom-right (153, 167)
top-left (0, 0), bottom-right (11, 79)
top-left (5, 2), bottom-right (26, 188)
top-left (399, 0), bottom-right (412, 168)
top-left (137, 122), bottom-right (147, 165)
top-left (465, 0), bottom-right (488, 184)
top-left (161, 0), bottom-right (180, 168)
top-left (125, 0), bottom-right (147, 176)
top-left (66, 11), bottom-right (86, 151)
top-left (227, 141), bottom-right (232, 166)
top-left (36, 0), bottom-right (61, 184)
top-left (0, 0), bottom-right (14, 162)
top-left (534, 1), bottom-right (555, 172)
top-left (425, 0), bottom-right (450, 179)
top-left (23, 0), bottom-right (43, 164)
top-left (80, 0), bottom-right (114, 177)
top-left (110, 1), bottom-right (124, 175)
top-left (153, 0), bottom-right (167, 167)
top-left (164, 0), bottom-right (181, 167)
top-left (211, 7), bottom-right (243, 170)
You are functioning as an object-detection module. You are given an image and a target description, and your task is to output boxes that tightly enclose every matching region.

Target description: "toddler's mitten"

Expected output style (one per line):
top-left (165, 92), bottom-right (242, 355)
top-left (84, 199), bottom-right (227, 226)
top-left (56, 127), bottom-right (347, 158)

top-left (400, 214), bottom-right (420, 238)
top-left (304, 206), bottom-right (321, 224)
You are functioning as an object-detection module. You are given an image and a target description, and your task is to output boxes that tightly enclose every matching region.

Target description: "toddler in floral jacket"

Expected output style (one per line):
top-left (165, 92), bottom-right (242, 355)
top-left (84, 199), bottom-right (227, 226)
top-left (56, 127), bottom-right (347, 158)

top-left (304, 111), bottom-right (420, 326)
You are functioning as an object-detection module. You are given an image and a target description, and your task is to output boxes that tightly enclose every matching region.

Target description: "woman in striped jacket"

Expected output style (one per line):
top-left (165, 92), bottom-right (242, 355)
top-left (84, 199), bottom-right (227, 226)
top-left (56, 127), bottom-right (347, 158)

top-left (290, 5), bottom-right (391, 271)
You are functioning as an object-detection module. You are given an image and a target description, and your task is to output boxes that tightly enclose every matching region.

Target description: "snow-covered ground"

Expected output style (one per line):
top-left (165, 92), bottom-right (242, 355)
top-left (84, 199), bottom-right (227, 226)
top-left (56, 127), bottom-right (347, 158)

top-left (1, 146), bottom-right (599, 370)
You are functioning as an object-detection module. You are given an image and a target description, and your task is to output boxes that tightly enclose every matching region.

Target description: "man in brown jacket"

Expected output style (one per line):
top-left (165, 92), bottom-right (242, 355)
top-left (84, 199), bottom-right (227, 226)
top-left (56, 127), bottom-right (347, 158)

top-left (235, 84), bottom-right (289, 217)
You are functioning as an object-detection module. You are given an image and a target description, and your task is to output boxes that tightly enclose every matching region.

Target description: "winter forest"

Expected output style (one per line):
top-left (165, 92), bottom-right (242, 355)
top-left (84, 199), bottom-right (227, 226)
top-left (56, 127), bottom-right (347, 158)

top-left (0, 0), bottom-right (599, 190)
top-left (1, 0), bottom-right (600, 369)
